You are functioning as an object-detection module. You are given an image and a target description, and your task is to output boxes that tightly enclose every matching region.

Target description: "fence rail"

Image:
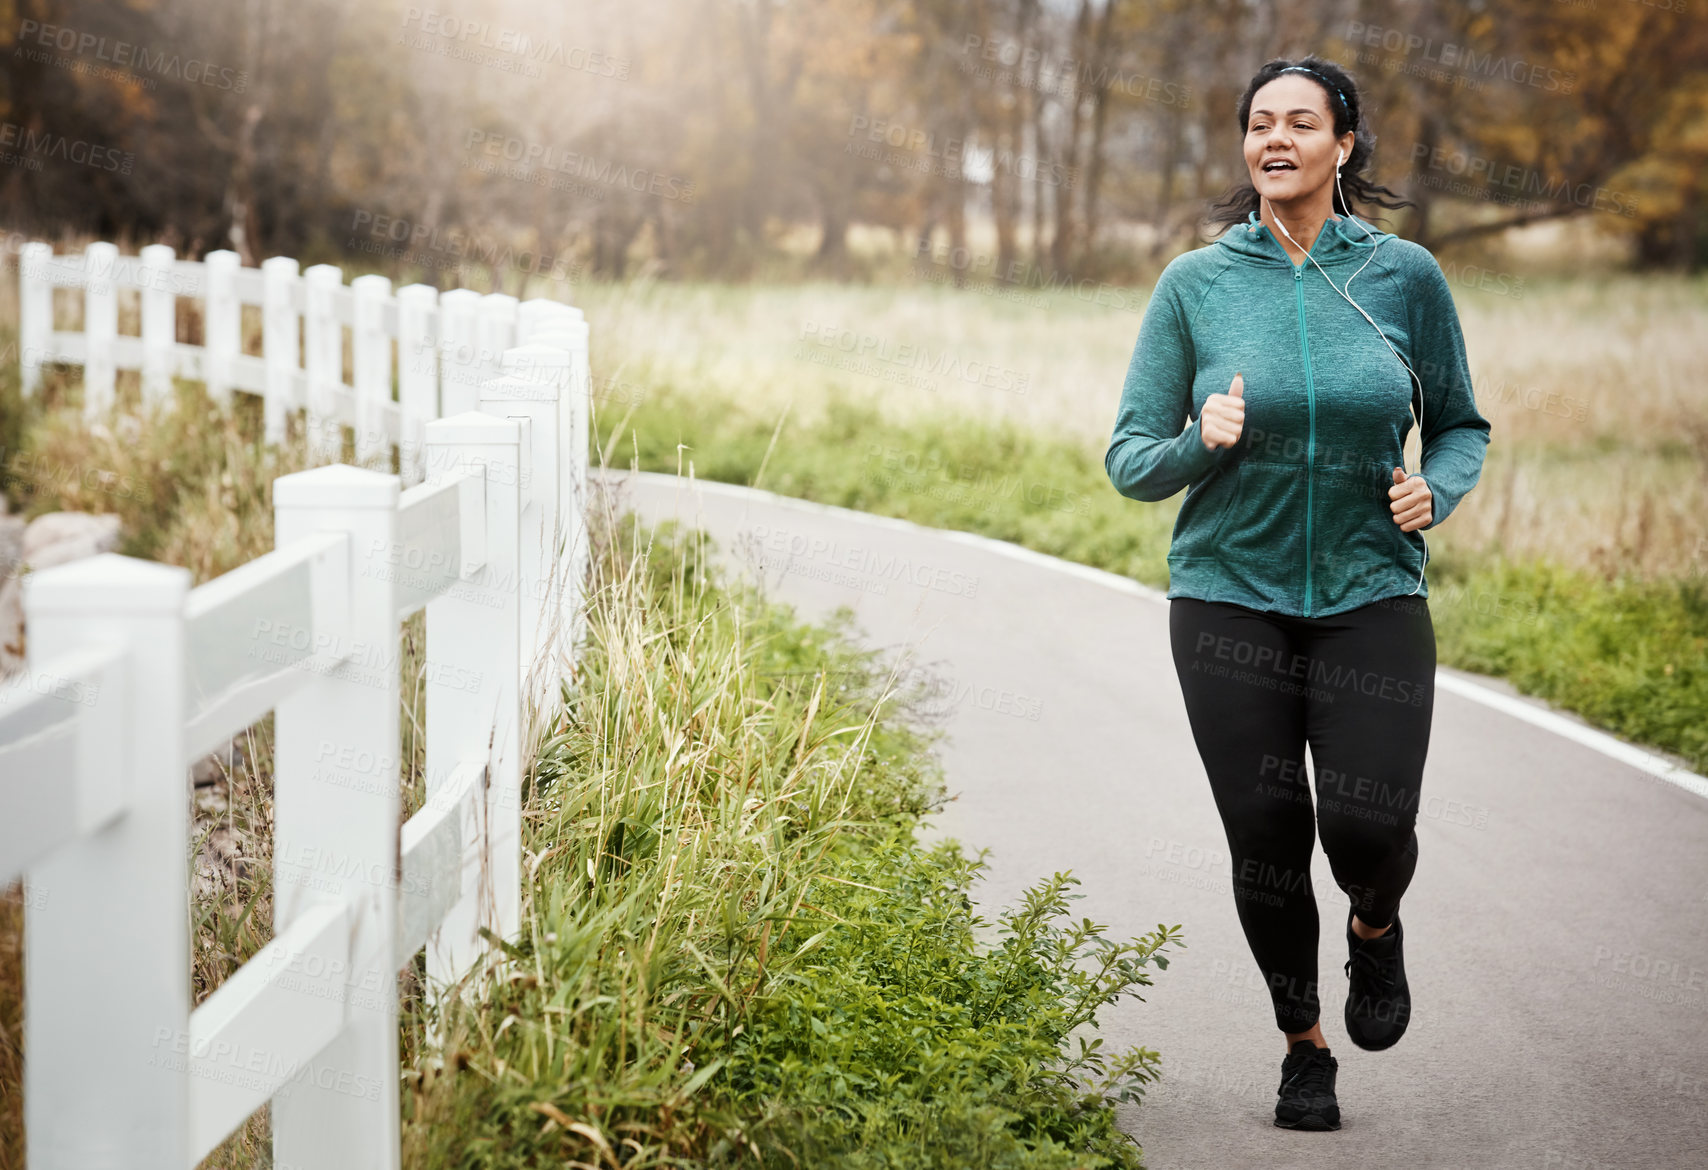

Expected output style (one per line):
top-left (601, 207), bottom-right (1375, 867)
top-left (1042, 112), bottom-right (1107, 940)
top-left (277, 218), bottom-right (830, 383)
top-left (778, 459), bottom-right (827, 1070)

top-left (2, 241), bottom-right (595, 1169)
top-left (16, 240), bottom-right (591, 485)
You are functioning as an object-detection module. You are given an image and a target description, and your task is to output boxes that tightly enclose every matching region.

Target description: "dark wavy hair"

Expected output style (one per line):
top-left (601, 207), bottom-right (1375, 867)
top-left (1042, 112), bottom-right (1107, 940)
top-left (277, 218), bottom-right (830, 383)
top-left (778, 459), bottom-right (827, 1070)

top-left (1207, 55), bottom-right (1414, 232)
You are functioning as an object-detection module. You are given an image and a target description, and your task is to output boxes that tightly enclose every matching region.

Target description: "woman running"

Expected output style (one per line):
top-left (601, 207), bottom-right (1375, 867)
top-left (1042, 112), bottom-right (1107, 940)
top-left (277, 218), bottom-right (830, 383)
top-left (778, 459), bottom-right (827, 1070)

top-left (1104, 55), bottom-right (1491, 1131)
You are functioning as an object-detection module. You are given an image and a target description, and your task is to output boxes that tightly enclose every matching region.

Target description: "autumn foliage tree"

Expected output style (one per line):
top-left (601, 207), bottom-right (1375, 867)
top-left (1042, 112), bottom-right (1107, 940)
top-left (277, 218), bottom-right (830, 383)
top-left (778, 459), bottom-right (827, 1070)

top-left (2, 0), bottom-right (1704, 279)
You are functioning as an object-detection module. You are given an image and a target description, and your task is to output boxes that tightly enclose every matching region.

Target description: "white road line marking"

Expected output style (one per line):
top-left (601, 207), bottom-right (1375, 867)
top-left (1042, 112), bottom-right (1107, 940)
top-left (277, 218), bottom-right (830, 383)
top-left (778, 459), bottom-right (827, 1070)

top-left (1431, 670), bottom-right (1708, 799)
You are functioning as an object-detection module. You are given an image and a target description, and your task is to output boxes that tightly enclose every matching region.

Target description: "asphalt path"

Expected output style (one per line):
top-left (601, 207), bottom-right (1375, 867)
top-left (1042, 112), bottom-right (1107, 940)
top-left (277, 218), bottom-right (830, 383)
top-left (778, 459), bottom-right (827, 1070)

top-left (591, 468), bottom-right (1708, 1170)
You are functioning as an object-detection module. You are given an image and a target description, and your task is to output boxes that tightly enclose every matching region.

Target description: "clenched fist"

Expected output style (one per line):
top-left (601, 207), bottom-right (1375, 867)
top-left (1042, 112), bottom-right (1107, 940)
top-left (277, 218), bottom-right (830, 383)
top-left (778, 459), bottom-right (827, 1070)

top-left (1199, 372), bottom-right (1246, 450)
top-left (1389, 467), bottom-right (1434, 532)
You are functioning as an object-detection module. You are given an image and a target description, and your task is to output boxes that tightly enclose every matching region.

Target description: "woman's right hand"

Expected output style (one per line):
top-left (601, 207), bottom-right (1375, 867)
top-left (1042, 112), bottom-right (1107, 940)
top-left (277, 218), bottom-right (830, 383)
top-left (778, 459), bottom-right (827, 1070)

top-left (1199, 372), bottom-right (1246, 450)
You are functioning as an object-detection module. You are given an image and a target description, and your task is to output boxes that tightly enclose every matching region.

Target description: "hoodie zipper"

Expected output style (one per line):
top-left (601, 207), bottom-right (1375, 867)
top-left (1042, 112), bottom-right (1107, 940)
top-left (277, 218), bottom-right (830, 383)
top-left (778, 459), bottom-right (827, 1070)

top-left (1293, 263), bottom-right (1316, 618)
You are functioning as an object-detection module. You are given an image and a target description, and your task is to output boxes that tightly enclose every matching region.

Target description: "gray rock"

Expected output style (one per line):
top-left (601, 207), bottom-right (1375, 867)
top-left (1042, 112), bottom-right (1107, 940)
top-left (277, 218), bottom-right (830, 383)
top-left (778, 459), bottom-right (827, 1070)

top-left (193, 826), bottom-right (244, 899)
top-left (0, 511), bottom-right (126, 680)
top-left (0, 575), bottom-right (21, 677)
top-left (0, 515), bottom-right (23, 583)
top-left (23, 512), bottom-right (122, 567)
top-left (190, 736), bottom-right (245, 788)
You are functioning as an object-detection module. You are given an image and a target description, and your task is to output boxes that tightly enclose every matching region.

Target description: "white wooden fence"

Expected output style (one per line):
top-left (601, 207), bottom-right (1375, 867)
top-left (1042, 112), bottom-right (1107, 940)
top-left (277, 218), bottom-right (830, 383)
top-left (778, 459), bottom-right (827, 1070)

top-left (15, 240), bottom-right (592, 488)
top-left (1, 243), bottom-right (597, 1168)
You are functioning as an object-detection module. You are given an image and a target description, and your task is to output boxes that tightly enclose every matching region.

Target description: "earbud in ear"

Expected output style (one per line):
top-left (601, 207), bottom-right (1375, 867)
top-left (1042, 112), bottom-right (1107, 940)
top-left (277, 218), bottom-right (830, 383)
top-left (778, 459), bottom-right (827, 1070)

top-left (1337, 151), bottom-right (1346, 166)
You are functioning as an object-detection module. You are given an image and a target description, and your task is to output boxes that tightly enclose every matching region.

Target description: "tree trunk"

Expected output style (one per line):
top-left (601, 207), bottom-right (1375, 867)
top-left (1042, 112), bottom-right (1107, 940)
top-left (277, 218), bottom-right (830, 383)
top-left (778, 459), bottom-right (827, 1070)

top-left (1155, 99), bottom-right (1183, 223)
top-left (1028, 21), bottom-right (1050, 266)
top-left (815, 196), bottom-right (849, 276)
top-left (914, 211), bottom-right (938, 262)
top-left (219, 0), bottom-right (270, 263)
top-left (1051, 0), bottom-right (1092, 272)
top-left (652, 210), bottom-right (676, 276)
top-left (947, 163), bottom-right (969, 290)
top-left (1080, 0), bottom-right (1120, 275)
top-left (992, 0), bottom-right (1037, 278)
top-left (1405, 112), bottom-right (1442, 246)
top-left (737, 0), bottom-right (775, 247)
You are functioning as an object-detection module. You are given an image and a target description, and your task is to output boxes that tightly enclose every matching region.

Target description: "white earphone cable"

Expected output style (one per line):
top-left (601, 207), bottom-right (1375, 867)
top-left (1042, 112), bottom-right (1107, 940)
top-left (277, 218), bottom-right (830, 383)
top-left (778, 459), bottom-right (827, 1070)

top-left (1262, 152), bottom-right (1430, 596)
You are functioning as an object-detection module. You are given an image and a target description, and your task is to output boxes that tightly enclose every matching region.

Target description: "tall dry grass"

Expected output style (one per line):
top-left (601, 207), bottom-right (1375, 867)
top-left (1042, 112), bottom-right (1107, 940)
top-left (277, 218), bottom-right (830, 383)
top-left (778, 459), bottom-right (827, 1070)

top-left (563, 271), bottom-right (1708, 581)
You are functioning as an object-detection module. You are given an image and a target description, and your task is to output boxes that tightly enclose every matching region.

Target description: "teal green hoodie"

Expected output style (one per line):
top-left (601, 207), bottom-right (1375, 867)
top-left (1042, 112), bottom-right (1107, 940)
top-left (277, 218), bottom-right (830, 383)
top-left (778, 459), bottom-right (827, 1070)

top-left (1105, 209), bottom-right (1492, 618)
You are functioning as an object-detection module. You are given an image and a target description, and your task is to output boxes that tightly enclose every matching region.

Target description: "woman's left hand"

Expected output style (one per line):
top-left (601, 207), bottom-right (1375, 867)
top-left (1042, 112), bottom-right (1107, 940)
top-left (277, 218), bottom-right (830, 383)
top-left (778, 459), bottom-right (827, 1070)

top-left (1389, 467), bottom-right (1433, 532)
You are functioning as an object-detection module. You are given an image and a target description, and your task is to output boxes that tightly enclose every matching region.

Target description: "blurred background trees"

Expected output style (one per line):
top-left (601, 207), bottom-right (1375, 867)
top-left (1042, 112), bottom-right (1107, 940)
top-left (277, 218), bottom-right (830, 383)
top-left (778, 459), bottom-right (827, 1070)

top-left (2, 0), bottom-right (1704, 281)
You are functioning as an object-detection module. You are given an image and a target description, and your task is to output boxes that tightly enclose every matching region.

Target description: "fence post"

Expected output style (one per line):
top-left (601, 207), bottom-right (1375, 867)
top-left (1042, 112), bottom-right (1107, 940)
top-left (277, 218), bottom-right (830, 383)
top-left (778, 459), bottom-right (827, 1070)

top-left (500, 340), bottom-right (576, 644)
top-left (203, 250), bottom-right (241, 407)
top-left (515, 297), bottom-right (577, 343)
top-left (517, 321), bottom-right (590, 657)
top-left (139, 244), bottom-right (176, 407)
top-left (437, 289), bottom-right (481, 417)
top-left (422, 414), bottom-right (522, 987)
top-left (476, 293), bottom-right (517, 387)
top-left (303, 264), bottom-right (344, 463)
top-left (22, 554), bottom-right (192, 1169)
top-left (262, 256), bottom-right (302, 446)
top-left (510, 323), bottom-right (587, 510)
top-left (18, 241), bottom-right (51, 396)
top-left (396, 284), bottom-right (439, 486)
top-left (481, 363), bottom-right (562, 713)
top-left (352, 274), bottom-right (393, 468)
top-left (82, 241), bottom-right (118, 421)
top-left (270, 464), bottom-right (402, 1170)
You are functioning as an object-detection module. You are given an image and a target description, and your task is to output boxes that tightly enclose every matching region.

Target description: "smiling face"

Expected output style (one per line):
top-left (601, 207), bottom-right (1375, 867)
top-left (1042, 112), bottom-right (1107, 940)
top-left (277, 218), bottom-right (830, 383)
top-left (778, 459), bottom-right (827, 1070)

top-left (1244, 74), bottom-right (1354, 209)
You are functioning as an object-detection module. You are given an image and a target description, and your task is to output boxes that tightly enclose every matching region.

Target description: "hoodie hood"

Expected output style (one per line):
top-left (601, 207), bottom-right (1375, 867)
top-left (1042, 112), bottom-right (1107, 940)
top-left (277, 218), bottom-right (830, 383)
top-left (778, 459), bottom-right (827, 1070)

top-left (1215, 209), bottom-right (1397, 267)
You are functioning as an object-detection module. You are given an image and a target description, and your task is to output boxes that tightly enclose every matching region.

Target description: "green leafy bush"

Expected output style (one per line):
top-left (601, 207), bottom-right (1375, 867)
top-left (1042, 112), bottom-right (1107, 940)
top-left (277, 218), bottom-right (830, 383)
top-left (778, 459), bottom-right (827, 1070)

top-left (713, 832), bottom-right (1180, 1169)
top-left (400, 509), bottom-right (1180, 1169)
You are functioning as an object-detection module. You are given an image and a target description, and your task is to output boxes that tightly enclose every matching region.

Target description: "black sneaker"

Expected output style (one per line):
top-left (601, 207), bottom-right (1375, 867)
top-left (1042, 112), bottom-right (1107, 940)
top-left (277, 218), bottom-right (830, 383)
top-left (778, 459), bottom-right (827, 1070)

top-left (1274, 1039), bottom-right (1340, 1130)
top-left (1344, 909), bottom-right (1411, 1050)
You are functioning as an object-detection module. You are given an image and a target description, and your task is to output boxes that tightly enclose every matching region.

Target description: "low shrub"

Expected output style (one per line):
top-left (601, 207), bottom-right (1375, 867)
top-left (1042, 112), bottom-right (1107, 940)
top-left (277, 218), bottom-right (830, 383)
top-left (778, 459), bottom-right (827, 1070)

top-left (399, 504), bottom-right (1180, 1169)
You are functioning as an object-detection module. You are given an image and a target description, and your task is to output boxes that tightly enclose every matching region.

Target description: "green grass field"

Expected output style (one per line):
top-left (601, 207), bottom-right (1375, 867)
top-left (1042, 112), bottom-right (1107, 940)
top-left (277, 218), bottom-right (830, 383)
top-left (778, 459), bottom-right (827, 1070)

top-left (559, 273), bottom-right (1708, 776)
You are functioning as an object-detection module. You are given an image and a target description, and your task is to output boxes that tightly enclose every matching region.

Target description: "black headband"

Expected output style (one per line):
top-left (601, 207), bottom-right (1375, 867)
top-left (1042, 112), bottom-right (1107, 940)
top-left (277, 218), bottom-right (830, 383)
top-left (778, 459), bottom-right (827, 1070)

top-left (1278, 65), bottom-right (1351, 118)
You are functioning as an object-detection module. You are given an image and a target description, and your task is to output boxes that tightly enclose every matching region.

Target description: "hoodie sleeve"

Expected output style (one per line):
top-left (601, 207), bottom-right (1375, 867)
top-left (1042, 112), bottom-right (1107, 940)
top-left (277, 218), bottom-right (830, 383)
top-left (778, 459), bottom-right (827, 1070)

top-left (1105, 263), bottom-right (1231, 502)
top-left (1404, 250), bottom-right (1492, 529)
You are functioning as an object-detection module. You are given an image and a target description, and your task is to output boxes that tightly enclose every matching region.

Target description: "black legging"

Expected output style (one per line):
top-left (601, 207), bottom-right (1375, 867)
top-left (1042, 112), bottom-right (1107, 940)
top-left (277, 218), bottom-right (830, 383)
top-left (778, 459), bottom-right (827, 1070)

top-left (1168, 594), bottom-right (1436, 1033)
